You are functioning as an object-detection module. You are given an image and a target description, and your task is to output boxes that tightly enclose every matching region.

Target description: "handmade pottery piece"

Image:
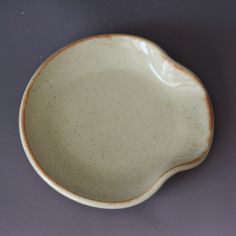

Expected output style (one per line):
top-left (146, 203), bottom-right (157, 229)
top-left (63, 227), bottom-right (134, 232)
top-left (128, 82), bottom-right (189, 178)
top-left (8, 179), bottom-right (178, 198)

top-left (19, 34), bottom-right (214, 209)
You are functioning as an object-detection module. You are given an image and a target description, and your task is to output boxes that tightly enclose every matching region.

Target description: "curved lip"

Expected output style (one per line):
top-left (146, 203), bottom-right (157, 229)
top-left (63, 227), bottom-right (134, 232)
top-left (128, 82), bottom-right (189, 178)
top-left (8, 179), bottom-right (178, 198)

top-left (19, 33), bottom-right (214, 209)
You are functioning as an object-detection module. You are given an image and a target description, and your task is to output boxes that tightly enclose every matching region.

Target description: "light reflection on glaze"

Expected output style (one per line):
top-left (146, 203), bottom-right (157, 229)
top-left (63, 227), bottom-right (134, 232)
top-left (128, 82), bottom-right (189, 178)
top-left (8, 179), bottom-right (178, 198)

top-left (149, 63), bottom-right (180, 87)
top-left (132, 39), bottom-right (195, 88)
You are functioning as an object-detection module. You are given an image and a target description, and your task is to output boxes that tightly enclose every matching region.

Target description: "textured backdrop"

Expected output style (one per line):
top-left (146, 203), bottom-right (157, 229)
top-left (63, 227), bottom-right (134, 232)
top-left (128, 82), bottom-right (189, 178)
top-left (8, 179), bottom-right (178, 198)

top-left (0, 0), bottom-right (235, 235)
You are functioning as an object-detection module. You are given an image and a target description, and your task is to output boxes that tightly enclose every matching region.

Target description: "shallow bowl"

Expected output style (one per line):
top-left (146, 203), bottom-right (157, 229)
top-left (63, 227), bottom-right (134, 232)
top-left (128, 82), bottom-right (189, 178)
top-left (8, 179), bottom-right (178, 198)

top-left (19, 34), bottom-right (214, 209)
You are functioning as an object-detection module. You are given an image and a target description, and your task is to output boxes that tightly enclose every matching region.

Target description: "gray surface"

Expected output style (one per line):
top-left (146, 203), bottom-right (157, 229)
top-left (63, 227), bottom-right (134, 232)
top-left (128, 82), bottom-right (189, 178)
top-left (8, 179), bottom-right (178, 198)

top-left (0, 0), bottom-right (235, 235)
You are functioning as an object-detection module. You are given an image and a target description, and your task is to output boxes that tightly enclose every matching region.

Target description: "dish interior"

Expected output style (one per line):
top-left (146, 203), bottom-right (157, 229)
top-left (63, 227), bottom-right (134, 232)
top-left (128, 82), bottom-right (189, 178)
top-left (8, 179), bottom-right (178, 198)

top-left (24, 36), bottom-right (211, 202)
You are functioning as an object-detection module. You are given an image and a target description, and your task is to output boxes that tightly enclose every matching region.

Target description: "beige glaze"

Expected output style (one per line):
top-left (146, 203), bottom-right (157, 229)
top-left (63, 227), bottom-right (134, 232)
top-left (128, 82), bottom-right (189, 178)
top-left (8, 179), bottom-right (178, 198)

top-left (19, 34), bottom-right (213, 209)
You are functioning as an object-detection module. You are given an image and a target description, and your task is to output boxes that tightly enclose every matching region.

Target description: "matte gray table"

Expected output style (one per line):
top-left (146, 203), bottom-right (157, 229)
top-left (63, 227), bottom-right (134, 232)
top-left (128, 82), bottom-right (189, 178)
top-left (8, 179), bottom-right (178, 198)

top-left (1, 1), bottom-right (235, 235)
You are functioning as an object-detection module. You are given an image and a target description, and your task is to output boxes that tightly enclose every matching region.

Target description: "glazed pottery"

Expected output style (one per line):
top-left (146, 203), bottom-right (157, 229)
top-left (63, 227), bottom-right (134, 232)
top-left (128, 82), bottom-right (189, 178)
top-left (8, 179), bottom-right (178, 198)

top-left (19, 34), bottom-right (214, 209)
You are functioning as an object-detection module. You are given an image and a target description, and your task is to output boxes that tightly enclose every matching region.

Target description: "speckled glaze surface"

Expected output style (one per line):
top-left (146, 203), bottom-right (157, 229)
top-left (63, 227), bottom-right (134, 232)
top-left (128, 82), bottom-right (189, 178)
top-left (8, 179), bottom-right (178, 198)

top-left (19, 34), bottom-right (213, 209)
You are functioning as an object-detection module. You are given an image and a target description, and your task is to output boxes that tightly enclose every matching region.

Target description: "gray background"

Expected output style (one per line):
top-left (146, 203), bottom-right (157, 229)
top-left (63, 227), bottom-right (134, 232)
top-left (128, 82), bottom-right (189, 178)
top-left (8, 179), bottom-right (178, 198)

top-left (1, 0), bottom-right (235, 235)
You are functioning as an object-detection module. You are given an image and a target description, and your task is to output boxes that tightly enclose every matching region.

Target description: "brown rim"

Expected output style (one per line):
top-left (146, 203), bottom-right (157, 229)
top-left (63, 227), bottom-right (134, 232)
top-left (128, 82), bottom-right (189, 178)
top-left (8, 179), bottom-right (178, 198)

top-left (19, 34), bottom-right (214, 208)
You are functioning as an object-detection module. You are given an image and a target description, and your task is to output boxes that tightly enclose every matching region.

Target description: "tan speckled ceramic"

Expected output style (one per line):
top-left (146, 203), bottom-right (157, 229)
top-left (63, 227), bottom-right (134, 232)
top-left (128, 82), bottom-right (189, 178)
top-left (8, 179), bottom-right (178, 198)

top-left (19, 34), bottom-right (214, 209)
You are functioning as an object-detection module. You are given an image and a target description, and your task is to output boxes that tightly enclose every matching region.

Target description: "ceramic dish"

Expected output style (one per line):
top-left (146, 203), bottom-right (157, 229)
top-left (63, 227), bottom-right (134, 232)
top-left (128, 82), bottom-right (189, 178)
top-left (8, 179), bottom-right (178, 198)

top-left (19, 34), bottom-right (214, 209)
